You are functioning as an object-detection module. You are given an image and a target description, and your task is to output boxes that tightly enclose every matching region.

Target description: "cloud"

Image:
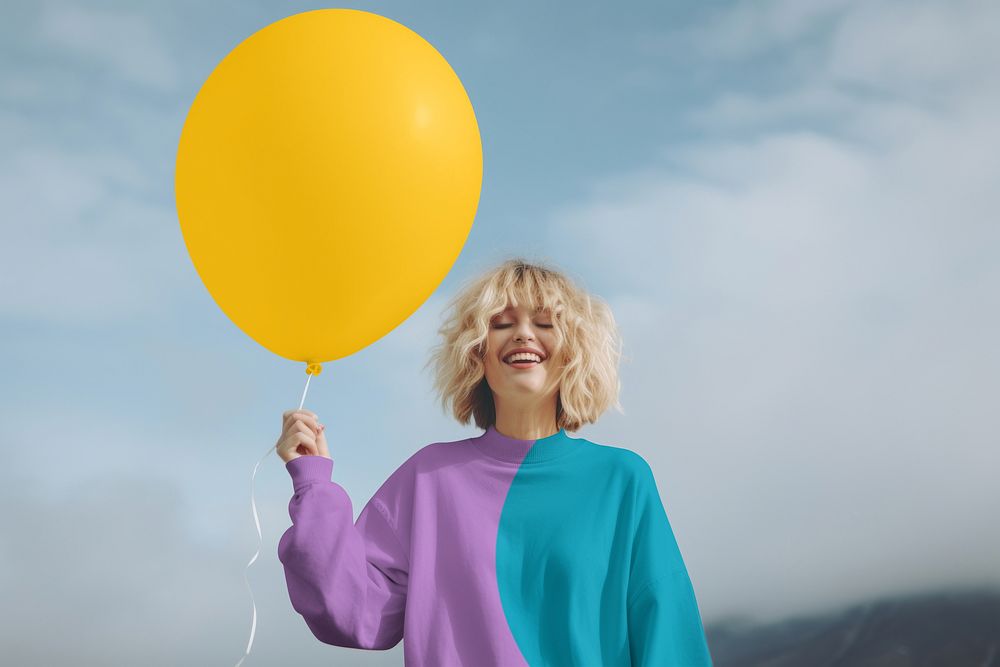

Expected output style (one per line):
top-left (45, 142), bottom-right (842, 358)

top-left (636, 0), bottom-right (855, 62)
top-left (0, 460), bottom-right (403, 665)
top-left (38, 2), bottom-right (179, 91)
top-left (828, 0), bottom-right (1000, 95)
top-left (0, 147), bottom-right (188, 325)
top-left (550, 0), bottom-right (1000, 623)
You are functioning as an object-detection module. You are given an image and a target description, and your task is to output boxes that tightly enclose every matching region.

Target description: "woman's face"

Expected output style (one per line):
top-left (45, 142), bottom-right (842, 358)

top-left (484, 302), bottom-right (562, 402)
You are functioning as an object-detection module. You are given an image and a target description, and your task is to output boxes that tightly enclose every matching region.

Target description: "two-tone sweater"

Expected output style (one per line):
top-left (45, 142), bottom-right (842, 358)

top-left (278, 425), bottom-right (713, 666)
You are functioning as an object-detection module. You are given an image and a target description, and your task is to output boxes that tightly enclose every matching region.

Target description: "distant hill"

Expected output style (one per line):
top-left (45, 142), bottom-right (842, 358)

top-left (705, 587), bottom-right (1000, 666)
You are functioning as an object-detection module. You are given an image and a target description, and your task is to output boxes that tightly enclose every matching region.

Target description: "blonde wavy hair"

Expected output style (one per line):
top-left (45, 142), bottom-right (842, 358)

top-left (424, 257), bottom-right (625, 432)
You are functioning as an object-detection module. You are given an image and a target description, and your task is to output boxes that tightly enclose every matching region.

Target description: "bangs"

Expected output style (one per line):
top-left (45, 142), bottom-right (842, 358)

top-left (498, 267), bottom-right (562, 318)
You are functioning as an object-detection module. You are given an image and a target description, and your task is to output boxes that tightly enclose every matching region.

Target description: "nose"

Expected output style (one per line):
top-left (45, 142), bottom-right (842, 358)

top-left (512, 318), bottom-right (535, 342)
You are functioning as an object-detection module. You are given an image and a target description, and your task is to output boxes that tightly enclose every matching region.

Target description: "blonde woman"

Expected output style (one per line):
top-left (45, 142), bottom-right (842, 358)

top-left (276, 258), bottom-right (713, 666)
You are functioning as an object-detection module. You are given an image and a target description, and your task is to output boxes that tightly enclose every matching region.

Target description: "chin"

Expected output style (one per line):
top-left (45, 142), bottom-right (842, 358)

top-left (512, 381), bottom-right (548, 394)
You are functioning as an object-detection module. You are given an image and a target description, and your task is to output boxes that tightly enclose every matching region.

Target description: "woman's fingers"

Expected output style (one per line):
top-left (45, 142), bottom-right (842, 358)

top-left (282, 408), bottom-right (317, 426)
top-left (284, 429), bottom-right (318, 457)
top-left (283, 409), bottom-right (321, 435)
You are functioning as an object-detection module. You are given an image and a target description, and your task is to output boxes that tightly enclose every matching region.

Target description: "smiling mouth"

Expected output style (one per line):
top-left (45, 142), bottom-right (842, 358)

top-left (505, 359), bottom-right (541, 368)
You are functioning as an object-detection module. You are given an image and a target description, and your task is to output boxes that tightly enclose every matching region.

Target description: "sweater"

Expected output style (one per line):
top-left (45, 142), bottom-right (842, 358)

top-left (278, 425), bottom-right (713, 666)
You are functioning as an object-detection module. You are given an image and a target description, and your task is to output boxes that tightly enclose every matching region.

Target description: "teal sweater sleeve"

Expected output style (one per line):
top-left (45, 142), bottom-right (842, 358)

top-left (627, 459), bottom-right (713, 666)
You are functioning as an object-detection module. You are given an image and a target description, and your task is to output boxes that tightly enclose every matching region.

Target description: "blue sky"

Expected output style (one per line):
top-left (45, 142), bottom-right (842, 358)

top-left (2, 0), bottom-right (999, 664)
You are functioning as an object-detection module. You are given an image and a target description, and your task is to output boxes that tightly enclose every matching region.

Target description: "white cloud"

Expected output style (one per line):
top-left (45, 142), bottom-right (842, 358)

top-left (690, 85), bottom-right (858, 131)
top-left (550, 0), bottom-right (1000, 623)
top-left (636, 0), bottom-right (856, 61)
top-left (0, 456), bottom-right (402, 665)
top-left (828, 0), bottom-right (1000, 96)
top-left (38, 2), bottom-right (179, 90)
top-left (0, 148), bottom-right (188, 324)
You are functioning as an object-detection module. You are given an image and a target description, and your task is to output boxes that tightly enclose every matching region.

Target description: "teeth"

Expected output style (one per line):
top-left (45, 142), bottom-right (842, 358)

top-left (505, 352), bottom-right (542, 364)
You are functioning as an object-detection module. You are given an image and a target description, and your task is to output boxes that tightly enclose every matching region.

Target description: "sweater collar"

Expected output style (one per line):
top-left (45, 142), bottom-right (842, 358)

top-left (472, 424), bottom-right (576, 465)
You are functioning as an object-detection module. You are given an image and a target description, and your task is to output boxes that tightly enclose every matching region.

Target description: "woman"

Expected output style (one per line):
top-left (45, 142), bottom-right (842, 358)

top-left (275, 258), bottom-right (713, 666)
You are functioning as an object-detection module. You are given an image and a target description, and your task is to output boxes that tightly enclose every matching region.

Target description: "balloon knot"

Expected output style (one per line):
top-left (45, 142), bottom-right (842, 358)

top-left (306, 362), bottom-right (323, 376)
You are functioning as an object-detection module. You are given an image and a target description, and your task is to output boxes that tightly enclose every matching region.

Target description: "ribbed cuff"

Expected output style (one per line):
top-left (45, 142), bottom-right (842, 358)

top-left (285, 455), bottom-right (334, 493)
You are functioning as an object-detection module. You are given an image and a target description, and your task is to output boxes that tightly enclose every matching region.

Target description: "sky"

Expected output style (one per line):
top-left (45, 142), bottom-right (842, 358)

top-left (1, 0), bottom-right (998, 664)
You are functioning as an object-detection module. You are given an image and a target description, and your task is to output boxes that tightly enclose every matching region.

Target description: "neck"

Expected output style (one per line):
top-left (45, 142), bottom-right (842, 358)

top-left (492, 395), bottom-right (559, 441)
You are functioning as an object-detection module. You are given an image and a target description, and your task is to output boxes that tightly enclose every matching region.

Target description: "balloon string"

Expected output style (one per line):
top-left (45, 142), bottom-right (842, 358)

top-left (235, 370), bottom-right (314, 666)
top-left (299, 371), bottom-right (313, 411)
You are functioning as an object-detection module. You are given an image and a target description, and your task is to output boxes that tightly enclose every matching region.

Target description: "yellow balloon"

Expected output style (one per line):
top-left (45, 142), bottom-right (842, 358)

top-left (175, 9), bottom-right (482, 371)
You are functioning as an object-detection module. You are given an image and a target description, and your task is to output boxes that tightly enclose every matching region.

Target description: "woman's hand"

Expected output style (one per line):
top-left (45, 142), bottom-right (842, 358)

top-left (276, 409), bottom-right (330, 463)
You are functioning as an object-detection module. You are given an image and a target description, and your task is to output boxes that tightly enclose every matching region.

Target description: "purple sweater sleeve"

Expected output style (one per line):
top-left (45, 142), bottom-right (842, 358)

top-left (277, 455), bottom-right (408, 650)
